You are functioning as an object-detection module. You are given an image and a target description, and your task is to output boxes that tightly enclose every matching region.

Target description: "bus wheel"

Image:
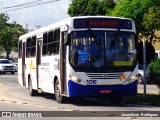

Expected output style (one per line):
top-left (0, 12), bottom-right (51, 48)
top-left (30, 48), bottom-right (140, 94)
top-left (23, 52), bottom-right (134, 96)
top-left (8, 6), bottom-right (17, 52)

top-left (28, 77), bottom-right (37, 96)
top-left (110, 96), bottom-right (123, 105)
top-left (54, 80), bottom-right (65, 103)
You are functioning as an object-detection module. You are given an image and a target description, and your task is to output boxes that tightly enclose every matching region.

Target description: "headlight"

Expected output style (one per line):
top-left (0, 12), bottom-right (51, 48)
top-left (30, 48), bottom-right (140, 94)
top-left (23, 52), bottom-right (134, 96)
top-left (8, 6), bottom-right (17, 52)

top-left (71, 75), bottom-right (81, 83)
top-left (123, 75), bottom-right (137, 85)
top-left (0, 66), bottom-right (5, 70)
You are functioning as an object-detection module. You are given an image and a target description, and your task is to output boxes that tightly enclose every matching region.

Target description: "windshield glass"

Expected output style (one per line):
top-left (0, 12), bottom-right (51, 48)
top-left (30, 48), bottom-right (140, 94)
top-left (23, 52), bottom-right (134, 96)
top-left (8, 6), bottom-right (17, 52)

top-left (0, 60), bottom-right (11, 64)
top-left (69, 31), bottom-right (136, 68)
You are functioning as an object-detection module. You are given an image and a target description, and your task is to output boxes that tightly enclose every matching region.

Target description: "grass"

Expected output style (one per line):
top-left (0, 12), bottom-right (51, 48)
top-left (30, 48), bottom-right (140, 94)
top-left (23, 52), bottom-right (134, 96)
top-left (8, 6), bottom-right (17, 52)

top-left (123, 93), bottom-right (160, 106)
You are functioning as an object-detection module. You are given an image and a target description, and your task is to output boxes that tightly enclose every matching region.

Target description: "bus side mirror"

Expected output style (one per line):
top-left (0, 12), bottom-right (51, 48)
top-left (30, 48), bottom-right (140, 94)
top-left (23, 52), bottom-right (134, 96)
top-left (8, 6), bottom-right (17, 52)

top-left (64, 32), bottom-right (70, 45)
top-left (61, 25), bottom-right (70, 45)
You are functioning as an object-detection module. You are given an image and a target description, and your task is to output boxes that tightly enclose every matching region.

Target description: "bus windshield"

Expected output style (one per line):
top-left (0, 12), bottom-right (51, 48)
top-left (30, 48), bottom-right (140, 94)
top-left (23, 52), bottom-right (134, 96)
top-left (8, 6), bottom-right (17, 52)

top-left (69, 31), bottom-right (136, 68)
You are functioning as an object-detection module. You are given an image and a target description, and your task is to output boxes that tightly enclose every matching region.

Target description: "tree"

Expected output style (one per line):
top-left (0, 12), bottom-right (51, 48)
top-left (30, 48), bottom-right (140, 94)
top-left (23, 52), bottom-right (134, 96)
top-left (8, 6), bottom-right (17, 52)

top-left (0, 13), bottom-right (9, 31)
top-left (142, 6), bottom-right (160, 42)
top-left (111, 0), bottom-right (160, 42)
top-left (148, 59), bottom-right (160, 93)
top-left (0, 13), bottom-right (26, 59)
top-left (68, 0), bottom-right (89, 16)
top-left (68, 0), bottom-right (115, 16)
top-left (0, 13), bottom-right (9, 54)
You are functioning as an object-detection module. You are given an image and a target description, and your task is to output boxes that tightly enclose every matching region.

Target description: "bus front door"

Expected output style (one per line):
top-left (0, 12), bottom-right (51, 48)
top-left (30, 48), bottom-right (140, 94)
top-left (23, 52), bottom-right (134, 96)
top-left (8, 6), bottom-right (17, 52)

top-left (36, 39), bottom-right (42, 90)
top-left (60, 32), bottom-right (67, 95)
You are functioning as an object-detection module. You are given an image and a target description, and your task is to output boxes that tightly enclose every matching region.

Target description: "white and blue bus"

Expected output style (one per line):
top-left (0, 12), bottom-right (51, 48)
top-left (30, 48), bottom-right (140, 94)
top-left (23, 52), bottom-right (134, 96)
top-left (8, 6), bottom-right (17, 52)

top-left (18, 16), bottom-right (138, 104)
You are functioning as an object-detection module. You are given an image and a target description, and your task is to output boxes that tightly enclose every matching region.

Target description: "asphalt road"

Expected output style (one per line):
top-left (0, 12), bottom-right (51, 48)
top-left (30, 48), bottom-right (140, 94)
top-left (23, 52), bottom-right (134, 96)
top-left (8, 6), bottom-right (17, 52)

top-left (0, 73), bottom-right (160, 120)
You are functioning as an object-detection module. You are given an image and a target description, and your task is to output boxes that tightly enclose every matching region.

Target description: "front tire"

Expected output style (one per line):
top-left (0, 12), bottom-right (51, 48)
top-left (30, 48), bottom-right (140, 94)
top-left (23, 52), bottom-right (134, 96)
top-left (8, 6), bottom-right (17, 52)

top-left (54, 80), bottom-right (65, 103)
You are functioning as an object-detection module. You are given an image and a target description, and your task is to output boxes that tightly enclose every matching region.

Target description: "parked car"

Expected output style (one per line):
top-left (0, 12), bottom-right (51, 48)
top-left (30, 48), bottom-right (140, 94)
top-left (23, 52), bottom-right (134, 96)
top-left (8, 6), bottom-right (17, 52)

top-left (0, 59), bottom-right (17, 74)
top-left (155, 50), bottom-right (160, 59)
top-left (9, 60), bottom-right (18, 72)
top-left (138, 64), bottom-right (150, 84)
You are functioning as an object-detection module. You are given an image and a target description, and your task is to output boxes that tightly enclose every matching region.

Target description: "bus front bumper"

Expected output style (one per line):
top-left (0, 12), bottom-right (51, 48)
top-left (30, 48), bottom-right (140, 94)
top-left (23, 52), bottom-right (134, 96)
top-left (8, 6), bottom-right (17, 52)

top-left (68, 80), bottom-right (137, 97)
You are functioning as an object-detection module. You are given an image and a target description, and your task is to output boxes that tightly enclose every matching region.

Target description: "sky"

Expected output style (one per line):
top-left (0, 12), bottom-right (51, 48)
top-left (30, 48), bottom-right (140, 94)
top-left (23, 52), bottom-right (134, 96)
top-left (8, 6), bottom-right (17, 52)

top-left (0, 0), bottom-right (71, 31)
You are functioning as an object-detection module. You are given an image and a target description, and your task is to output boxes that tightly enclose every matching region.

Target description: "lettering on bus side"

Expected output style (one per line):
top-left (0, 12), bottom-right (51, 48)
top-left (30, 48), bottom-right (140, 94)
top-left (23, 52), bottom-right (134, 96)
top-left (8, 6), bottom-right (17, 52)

top-left (86, 80), bottom-right (97, 84)
top-left (54, 58), bottom-right (59, 70)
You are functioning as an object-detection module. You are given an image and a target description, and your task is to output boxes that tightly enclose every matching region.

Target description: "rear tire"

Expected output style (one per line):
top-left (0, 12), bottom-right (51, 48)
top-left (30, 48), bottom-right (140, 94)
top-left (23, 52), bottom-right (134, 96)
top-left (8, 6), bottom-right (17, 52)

top-left (28, 77), bottom-right (37, 96)
top-left (54, 80), bottom-right (65, 103)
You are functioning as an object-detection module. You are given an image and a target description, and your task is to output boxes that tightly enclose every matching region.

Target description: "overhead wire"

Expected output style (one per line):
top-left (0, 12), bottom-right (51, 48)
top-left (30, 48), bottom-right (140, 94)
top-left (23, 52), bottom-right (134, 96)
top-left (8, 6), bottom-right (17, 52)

top-left (0, 0), bottom-right (60, 13)
top-left (0, 0), bottom-right (43, 10)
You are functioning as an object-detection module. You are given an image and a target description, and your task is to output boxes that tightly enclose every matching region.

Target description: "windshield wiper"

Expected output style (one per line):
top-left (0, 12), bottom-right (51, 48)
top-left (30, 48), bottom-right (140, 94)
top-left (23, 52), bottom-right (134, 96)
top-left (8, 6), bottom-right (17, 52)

top-left (111, 29), bottom-right (120, 48)
top-left (88, 29), bottom-right (101, 47)
top-left (110, 29), bottom-right (120, 55)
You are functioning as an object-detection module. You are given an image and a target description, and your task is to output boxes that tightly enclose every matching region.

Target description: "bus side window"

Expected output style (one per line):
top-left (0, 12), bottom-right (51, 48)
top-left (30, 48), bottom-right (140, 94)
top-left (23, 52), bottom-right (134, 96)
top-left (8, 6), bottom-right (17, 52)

top-left (42, 33), bottom-right (48, 56)
top-left (31, 36), bottom-right (36, 57)
top-left (53, 29), bottom-right (60, 54)
top-left (48, 31), bottom-right (54, 55)
top-left (26, 38), bottom-right (31, 58)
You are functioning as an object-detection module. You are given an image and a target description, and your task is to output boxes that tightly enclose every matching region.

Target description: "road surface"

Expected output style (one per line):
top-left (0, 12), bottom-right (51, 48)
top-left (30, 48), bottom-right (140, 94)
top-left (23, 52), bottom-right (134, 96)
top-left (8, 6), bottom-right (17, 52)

top-left (0, 73), bottom-right (160, 120)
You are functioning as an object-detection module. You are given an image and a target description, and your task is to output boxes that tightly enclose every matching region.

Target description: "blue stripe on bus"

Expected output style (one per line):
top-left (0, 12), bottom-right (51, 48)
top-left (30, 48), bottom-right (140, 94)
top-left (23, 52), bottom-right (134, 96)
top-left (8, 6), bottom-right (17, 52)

top-left (68, 80), bottom-right (137, 97)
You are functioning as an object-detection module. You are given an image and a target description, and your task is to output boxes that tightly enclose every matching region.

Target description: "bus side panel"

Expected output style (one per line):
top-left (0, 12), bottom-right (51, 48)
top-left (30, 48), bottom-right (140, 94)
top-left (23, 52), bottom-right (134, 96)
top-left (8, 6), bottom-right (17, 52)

top-left (40, 56), bottom-right (50, 92)
top-left (25, 57), bottom-right (37, 90)
top-left (39, 55), bottom-right (60, 93)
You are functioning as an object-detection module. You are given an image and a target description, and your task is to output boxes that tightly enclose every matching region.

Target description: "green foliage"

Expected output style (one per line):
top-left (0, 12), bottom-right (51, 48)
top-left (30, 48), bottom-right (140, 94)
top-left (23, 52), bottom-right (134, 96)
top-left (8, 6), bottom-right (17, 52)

top-left (148, 59), bottom-right (160, 86)
top-left (68, 0), bottom-right (89, 16)
top-left (68, 0), bottom-right (160, 42)
top-left (0, 13), bottom-right (9, 31)
top-left (68, 0), bottom-right (115, 16)
top-left (0, 13), bottom-right (26, 59)
top-left (124, 93), bottom-right (160, 106)
top-left (110, 0), bottom-right (160, 42)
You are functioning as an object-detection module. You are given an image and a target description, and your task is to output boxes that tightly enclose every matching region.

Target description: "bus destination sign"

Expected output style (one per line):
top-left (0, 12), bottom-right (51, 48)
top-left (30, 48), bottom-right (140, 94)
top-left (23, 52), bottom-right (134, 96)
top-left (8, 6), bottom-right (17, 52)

top-left (74, 18), bottom-right (132, 29)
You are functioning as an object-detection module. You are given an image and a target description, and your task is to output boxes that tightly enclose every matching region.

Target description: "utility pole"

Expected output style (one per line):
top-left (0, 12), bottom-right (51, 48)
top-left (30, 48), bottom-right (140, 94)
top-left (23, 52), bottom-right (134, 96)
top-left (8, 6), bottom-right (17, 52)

top-left (25, 24), bottom-right (29, 33)
top-left (143, 39), bottom-right (146, 97)
top-left (35, 25), bottom-right (42, 29)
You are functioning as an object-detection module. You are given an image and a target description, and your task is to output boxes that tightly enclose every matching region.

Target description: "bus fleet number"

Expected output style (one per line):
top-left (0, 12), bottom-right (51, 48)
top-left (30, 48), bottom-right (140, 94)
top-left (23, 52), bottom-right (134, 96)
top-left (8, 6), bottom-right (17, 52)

top-left (86, 80), bottom-right (97, 84)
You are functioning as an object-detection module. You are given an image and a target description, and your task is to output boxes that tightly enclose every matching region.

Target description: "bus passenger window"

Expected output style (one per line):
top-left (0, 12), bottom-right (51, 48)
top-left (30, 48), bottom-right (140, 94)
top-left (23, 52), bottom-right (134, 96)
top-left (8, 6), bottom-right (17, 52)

top-left (26, 38), bottom-right (31, 58)
top-left (31, 36), bottom-right (36, 57)
top-left (48, 31), bottom-right (54, 55)
top-left (53, 29), bottom-right (60, 54)
top-left (42, 33), bottom-right (48, 56)
top-left (26, 48), bottom-right (31, 57)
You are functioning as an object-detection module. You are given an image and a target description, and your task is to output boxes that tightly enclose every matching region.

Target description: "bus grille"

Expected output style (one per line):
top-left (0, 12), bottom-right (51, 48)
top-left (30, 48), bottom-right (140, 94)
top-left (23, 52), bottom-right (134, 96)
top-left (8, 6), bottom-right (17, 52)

top-left (86, 73), bottom-right (123, 79)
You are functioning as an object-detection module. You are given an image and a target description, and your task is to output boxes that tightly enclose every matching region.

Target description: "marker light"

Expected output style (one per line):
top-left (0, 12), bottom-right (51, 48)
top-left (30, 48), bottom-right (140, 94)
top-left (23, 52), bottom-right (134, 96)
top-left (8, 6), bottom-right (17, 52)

top-left (71, 76), bottom-right (81, 83)
top-left (71, 76), bottom-right (77, 81)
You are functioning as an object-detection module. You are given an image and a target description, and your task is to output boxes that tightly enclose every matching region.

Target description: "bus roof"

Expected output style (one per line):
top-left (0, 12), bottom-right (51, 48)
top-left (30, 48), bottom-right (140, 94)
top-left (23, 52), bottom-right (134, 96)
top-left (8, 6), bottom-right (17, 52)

top-left (19, 16), bottom-right (134, 40)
